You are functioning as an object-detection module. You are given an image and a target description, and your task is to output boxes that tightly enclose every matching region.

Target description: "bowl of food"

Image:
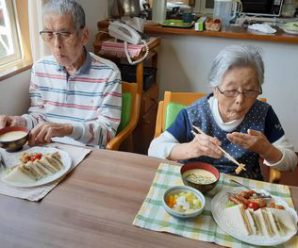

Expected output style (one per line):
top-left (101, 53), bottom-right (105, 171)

top-left (162, 185), bottom-right (205, 219)
top-left (181, 162), bottom-right (220, 193)
top-left (0, 126), bottom-right (29, 152)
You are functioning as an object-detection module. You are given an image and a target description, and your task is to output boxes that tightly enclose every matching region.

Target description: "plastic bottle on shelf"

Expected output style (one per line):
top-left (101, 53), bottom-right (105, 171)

top-left (152, 0), bottom-right (167, 24)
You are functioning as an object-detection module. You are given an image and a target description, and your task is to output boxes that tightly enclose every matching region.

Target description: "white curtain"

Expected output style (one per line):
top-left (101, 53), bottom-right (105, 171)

top-left (28, 0), bottom-right (49, 62)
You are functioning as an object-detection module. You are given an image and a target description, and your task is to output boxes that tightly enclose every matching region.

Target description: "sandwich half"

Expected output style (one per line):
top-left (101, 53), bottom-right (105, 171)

top-left (224, 204), bottom-right (253, 235)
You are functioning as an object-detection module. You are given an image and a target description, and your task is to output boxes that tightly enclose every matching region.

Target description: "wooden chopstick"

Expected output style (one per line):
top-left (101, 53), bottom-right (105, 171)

top-left (192, 125), bottom-right (246, 170)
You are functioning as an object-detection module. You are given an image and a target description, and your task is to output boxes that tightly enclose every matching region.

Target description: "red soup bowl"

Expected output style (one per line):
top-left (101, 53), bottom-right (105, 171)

top-left (180, 162), bottom-right (220, 193)
top-left (0, 126), bottom-right (29, 152)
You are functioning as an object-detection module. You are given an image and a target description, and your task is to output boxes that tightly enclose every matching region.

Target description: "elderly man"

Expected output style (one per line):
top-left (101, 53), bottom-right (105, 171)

top-left (0, 0), bottom-right (121, 148)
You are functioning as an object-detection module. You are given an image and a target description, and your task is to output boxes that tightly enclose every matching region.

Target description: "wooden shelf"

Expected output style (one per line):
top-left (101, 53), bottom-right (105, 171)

top-left (97, 19), bottom-right (298, 44)
top-left (143, 23), bottom-right (298, 44)
top-left (94, 25), bottom-right (161, 154)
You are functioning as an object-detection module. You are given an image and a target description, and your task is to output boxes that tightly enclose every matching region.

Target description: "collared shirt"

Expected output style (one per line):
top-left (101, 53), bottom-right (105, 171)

top-left (23, 51), bottom-right (121, 148)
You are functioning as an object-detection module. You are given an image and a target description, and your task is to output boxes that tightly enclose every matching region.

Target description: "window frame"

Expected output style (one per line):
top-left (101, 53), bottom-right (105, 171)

top-left (0, 0), bottom-right (22, 66)
top-left (0, 0), bottom-right (32, 80)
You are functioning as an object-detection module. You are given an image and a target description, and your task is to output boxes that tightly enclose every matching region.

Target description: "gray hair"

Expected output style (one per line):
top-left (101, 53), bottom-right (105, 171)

top-left (208, 45), bottom-right (264, 88)
top-left (42, 0), bottom-right (85, 31)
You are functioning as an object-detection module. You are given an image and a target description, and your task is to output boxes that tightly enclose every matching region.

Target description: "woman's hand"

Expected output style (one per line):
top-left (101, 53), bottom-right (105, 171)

top-left (169, 133), bottom-right (222, 161)
top-left (227, 129), bottom-right (282, 163)
top-left (0, 115), bottom-right (26, 129)
top-left (28, 122), bottom-right (73, 146)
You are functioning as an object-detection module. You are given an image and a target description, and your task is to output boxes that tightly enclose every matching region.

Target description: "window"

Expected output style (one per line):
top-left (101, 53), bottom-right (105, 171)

top-left (0, 0), bottom-right (31, 80)
top-left (0, 0), bottom-right (21, 66)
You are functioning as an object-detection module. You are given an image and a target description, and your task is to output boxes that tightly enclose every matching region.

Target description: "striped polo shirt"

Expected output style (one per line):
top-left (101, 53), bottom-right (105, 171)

top-left (22, 51), bottom-right (122, 148)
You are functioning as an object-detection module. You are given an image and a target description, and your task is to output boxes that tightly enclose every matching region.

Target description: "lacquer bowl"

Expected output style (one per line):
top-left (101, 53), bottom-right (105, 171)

top-left (181, 162), bottom-right (220, 193)
top-left (0, 126), bottom-right (29, 152)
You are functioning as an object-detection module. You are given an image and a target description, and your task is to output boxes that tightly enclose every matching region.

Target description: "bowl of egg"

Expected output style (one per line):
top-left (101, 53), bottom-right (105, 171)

top-left (0, 126), bottom-right (29, 152)
top-left (162, 185), bottom-right (205, 219)
top-left (181, 162), bottom-right (220, 193)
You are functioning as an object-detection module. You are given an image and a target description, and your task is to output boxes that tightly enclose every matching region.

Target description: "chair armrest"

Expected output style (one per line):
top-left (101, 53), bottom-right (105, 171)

top-left (154, 100), bottom-right (164, 138)
top-left (106, 120), bottom-right (137, 150)
top-left (106, 92), bottom-right (141, 150)
top-left (269, 168), bottom-right (282, 183)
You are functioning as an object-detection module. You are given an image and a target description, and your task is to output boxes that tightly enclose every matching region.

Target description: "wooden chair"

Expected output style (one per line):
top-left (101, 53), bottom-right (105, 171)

top-left (106, 82), bottom-right (140, 150)
top-left (154, 91), bottom-right (281, 183)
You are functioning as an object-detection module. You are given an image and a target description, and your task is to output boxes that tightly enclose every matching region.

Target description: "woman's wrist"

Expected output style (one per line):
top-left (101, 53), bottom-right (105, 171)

top-left (169, 143), bottom-right (196, 161)
top-left (260, 145), bottom-right (282, 163)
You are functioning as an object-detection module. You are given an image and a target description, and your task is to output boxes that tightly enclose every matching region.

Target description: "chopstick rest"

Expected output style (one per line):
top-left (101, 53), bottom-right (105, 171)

top-left (192, 125), bottom-right (246, 174)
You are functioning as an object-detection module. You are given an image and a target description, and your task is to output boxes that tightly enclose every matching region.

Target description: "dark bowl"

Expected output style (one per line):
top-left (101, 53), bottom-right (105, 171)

top-left (0, 126), bottom-right (29, 152)
top-left (180, 162), bottom-right (220, 193)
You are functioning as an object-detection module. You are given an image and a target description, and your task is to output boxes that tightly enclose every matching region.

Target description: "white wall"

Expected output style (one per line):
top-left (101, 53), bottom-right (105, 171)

top-left (156, 35), bottom-right (298, 151)
top-left (76, 0), bottom-right (109, 51)
top-left (0, 70), bottom-right (31, 115)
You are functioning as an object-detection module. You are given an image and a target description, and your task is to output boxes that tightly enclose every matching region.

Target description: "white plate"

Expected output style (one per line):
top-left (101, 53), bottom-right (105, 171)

top-left (282, 22), bottom-right (298, 35)
top-left (211, 189), bottom-right (298, 246)
top-left (1, 147), bottom-right (72, 188)
top-left (283, 28), bottom-right (298, 35)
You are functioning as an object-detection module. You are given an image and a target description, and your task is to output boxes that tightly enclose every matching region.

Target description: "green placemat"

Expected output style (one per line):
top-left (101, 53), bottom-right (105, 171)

top-left (133, 163), bottom-right (297, 248)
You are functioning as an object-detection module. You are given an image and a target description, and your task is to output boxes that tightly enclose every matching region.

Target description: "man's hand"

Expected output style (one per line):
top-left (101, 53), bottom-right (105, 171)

top-left (28, 122), bottom-right (73, 146)
top-left (0, 115), bottom-right (26, 129)
top-left (227, 129), bottom-right (282, 162)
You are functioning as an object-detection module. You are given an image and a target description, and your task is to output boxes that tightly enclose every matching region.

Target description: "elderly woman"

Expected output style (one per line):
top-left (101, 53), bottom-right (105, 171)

top-left (148, 45), bottom-right (297, 180)
top-left (0, 0), bottom-right (121, 148)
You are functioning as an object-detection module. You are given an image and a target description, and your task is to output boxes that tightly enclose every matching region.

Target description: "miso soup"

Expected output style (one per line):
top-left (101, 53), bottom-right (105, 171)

top-left (184, 169), bottom-right (217, 185)
top-left (0, 131), bottom-right (27, 142)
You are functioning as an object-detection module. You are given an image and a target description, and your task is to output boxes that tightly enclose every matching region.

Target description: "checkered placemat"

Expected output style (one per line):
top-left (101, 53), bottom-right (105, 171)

top-left (133, 163), bottom-right (298, 248)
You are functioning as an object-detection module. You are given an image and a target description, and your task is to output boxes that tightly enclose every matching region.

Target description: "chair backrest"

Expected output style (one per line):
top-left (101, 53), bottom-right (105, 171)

top-left (154, 91), bottom-right (206, 137)
top-left (106, 82), bottom-right (140, 150)
top-left (155, 91), bottom-right (268, 136)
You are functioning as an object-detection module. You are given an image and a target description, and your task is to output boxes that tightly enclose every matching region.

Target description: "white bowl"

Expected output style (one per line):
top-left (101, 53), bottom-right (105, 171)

top-left (162, 185), bottom-right (205, 219)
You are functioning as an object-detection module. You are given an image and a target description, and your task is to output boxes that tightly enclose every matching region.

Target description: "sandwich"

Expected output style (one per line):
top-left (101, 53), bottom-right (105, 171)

top-left (270, 208), bottom-right (297, 233)
top-left (4, 152), bottom-right (64, 182)
top-left (224, 205), bottom-right (297, 237)
top-left (20, 161), bottom-right (43, 181)
top-left (44, 152), bottom-right (63, 170)
top-left (224, 204), bottom-right (253, 235)
top-left (254, 208), bottom-right (274, 236)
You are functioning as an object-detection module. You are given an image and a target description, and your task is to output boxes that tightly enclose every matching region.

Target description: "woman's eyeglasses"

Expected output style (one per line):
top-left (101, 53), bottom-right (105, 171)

top-left (39, 31), bottom-right (75, 43)
top-left (216, 86), bottom-right (262, 98)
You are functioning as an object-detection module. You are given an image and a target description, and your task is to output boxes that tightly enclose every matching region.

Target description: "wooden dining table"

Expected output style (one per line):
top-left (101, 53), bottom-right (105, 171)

top-left (0, 148), bottom-right (297, 248)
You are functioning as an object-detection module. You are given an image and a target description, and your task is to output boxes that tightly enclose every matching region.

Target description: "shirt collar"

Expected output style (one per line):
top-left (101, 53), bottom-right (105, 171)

top-left (208, 95), bottom-right (244, 132)
top-left (55, 47), bottom-right (91, 75)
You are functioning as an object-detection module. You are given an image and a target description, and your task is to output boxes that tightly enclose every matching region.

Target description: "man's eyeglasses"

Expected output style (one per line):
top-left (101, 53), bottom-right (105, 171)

top-left (216, 86), bottom-right (262, 98)
top-left (39, 30), bottom-right (74, 42)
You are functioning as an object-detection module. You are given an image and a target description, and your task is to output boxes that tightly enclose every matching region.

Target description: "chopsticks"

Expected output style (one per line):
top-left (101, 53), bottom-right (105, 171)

top-left (192, 125), bottom-right (246, 173)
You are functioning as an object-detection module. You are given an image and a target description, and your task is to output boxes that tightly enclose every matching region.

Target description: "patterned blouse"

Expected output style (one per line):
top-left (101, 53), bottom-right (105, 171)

top-left (167, 94), bottom-right (285, 180)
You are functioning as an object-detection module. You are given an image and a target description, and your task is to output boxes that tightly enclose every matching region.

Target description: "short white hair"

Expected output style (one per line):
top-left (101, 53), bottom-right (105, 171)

top-left (42, 0), bottom-right (85, 31)
top-left (208, 45), bottom-right (264, 88)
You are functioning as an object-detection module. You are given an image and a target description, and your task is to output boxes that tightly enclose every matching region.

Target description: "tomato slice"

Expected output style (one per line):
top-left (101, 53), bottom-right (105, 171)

top-left (248, 201), bottom-right (259, 211)
top-left (31, 153), bottom-right (42, 161)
